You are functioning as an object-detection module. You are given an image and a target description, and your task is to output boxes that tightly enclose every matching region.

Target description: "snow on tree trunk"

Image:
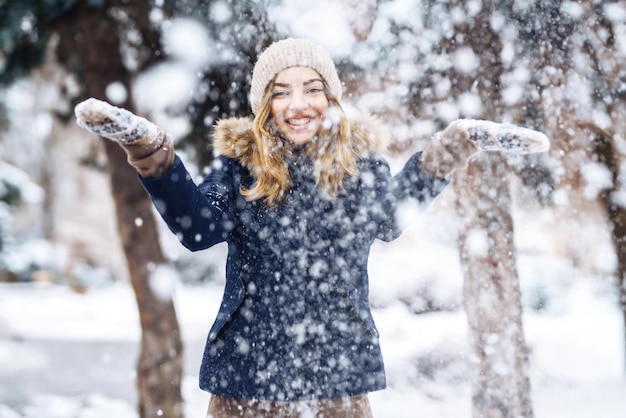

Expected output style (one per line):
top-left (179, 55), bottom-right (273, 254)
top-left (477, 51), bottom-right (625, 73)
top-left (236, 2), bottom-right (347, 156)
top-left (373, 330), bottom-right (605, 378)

top-left (454, 154), bottom-right (533, 418)
top-left (75, 4), bottom-right (184, 418)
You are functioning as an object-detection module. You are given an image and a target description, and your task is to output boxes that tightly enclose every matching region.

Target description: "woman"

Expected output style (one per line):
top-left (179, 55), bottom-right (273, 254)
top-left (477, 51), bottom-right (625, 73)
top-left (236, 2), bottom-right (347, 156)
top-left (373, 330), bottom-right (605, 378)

top-left (75, 38), bottom-right (548, 417)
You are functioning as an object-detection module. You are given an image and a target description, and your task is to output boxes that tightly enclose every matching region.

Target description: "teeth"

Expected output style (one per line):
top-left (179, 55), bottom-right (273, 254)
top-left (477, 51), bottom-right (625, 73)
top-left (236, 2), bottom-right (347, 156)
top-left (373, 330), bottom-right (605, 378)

top-left (288, 118), bottom-right (310, 126)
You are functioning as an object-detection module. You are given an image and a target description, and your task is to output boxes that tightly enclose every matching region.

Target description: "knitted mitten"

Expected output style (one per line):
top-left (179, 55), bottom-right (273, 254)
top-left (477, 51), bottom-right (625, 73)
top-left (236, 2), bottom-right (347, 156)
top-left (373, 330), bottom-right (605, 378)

top-left (74, 98), bottom-right (175, 178)
top-left (419, 119), bottom-right (550, 178)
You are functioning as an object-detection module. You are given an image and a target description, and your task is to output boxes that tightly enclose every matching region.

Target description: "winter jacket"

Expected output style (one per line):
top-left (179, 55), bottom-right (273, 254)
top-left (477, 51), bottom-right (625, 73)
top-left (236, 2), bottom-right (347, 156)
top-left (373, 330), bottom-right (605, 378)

top-left (139, 116), bottom-right (449, 401)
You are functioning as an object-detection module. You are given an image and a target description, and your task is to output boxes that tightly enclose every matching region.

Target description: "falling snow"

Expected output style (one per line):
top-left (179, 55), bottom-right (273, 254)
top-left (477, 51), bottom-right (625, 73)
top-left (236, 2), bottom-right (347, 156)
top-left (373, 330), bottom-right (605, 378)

top-left (2, 0), bottom-right (626, 417)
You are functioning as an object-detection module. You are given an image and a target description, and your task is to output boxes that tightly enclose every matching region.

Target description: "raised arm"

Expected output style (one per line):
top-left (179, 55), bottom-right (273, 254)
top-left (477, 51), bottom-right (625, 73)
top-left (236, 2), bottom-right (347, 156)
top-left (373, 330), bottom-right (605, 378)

top-left (74, 98), bottom-right (236, 251)
top-left (370, 119), bottom-right (550, 241)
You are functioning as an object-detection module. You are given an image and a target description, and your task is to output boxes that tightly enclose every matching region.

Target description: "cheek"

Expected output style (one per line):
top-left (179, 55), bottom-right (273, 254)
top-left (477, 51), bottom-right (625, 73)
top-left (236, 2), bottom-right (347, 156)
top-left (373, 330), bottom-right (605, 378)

top-left (315, 99), bottom-right (329, 115)
top-left (270, 97), bottom-right (289, 117)
top-left (270, 102), bottom-right (280, 119)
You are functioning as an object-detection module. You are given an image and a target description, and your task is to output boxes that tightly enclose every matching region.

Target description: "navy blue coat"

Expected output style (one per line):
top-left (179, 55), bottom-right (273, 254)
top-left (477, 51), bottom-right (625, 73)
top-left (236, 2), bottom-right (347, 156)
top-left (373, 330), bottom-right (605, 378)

top-left (140, 117), bottom-right (448, 401)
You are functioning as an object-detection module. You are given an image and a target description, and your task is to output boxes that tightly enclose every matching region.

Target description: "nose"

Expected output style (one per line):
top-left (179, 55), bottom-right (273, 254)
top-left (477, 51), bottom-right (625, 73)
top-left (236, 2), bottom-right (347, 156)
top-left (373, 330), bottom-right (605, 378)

top-left (288, 89), bottom-right (308, 111)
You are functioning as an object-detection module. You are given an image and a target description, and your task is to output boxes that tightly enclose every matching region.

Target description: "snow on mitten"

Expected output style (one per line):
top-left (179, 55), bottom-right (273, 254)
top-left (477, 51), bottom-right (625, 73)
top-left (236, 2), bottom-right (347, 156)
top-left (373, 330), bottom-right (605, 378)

top-left (74, 98), bottom-right (175, 178)
top-left (419, 119), bottom-right (550, 178)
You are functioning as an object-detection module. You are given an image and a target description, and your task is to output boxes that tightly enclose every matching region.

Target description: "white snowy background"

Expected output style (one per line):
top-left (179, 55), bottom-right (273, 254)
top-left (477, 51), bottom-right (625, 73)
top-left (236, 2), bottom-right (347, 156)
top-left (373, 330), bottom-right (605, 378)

top-left (1, 0), bottom-right (626, 417)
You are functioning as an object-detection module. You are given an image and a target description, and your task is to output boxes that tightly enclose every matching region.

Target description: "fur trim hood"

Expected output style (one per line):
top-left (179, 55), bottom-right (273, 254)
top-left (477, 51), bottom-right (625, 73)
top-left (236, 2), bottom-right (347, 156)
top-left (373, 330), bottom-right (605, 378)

top-left (211, 115), bottom-right (391, 171)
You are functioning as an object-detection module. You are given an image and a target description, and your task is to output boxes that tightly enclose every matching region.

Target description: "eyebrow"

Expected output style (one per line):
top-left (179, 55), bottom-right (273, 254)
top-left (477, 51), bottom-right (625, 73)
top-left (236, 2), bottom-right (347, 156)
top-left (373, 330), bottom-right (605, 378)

top-left (273, 78), bottom-right (324, 88)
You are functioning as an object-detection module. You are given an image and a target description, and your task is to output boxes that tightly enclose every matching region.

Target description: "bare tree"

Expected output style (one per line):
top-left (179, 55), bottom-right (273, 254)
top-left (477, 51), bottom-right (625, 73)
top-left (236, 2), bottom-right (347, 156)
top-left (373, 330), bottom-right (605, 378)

top-left (338, 1), bottom-right (537, 413)
top-left (450, 2), bottom-right (534, 417)
top-left (574, 0), bottom-right (626, 371)
top-left (71, 3), bottom-right (184, 417)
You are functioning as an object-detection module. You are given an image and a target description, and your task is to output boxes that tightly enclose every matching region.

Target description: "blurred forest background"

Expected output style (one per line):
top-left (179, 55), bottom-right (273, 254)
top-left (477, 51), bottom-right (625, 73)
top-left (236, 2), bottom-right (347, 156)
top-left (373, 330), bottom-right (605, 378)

top-left (1, 0), bottom-right (626, 417)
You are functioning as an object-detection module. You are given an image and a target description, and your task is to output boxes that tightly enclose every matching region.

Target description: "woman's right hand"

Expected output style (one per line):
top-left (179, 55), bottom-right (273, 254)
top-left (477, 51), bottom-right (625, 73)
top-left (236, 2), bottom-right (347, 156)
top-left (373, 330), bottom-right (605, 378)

top-left (74, 98), bottom-right (174, 178)
top-left (74, 98), bottom-right (159, 144)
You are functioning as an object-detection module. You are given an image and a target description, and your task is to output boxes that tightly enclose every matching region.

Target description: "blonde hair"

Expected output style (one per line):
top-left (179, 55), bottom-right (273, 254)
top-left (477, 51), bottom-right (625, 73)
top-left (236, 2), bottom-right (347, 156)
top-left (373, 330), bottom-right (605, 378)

top-left (241, 84), bottom-right (359, 207)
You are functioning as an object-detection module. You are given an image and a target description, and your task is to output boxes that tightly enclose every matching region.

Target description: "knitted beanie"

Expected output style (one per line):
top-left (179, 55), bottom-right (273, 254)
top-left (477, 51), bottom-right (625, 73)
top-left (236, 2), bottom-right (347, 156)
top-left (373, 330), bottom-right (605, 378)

top-left (250, 38), bottom-right (342, 115)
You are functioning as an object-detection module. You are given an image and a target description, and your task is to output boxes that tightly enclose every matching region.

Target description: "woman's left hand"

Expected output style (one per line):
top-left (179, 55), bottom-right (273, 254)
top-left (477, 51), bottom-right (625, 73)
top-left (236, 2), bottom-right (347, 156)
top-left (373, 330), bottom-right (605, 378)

top-left (418, 119), bottom-right (550, 178)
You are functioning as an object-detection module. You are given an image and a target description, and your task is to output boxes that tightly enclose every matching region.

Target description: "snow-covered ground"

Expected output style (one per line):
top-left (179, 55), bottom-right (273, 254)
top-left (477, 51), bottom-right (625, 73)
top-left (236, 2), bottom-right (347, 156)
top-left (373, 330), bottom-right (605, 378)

top-left (1, 204), bottom-right (625, 417)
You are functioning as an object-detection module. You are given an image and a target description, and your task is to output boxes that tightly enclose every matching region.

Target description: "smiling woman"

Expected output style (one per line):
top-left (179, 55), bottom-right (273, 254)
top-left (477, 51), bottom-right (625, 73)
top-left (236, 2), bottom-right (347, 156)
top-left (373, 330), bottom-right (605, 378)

top-left (73, 37), bottom-right (548, 418)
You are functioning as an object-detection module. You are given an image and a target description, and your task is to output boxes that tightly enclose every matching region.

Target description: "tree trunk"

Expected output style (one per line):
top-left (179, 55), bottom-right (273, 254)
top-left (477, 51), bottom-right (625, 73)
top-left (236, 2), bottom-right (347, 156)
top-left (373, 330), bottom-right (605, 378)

top-left (454, 156), bottom-right (533, 418)
top-left (76, 3), bottom-right (184, 417)
top-left (577, 3), bottom-right (626, 372)
top-left (590, 126), bottom-right (626, 372)
top-left (451, 2), bottom-right (534, 417)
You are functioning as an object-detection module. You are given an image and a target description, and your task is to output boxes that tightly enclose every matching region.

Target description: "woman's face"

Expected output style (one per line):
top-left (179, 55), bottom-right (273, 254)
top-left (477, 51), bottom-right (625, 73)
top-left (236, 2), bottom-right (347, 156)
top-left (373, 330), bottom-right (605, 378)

top-left (270, 66), bottom-right (329, 146)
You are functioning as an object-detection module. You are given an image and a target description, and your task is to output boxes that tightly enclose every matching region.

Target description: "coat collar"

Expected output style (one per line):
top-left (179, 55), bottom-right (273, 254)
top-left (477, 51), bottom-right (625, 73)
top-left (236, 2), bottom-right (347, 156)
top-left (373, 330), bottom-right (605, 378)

top-left (211, 115), bottom-right (390, 172)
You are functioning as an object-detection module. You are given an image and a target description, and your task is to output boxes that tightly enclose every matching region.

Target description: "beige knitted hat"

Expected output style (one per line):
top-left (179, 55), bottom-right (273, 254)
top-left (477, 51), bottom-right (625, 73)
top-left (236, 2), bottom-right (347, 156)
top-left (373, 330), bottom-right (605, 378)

top-left (250, 38), bottom-right (342, 115)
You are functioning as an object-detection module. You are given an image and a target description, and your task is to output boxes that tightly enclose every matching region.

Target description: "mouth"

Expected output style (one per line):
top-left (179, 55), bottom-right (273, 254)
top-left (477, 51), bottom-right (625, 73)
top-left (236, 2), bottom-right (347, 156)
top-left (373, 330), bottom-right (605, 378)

top-left (285, 115), bottom-right (314, 129)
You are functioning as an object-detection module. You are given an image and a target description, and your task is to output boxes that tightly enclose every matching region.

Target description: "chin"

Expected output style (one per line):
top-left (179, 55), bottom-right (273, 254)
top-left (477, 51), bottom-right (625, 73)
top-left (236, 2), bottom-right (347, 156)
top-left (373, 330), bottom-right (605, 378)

top-left (286, 133), bottom-right (316, 145)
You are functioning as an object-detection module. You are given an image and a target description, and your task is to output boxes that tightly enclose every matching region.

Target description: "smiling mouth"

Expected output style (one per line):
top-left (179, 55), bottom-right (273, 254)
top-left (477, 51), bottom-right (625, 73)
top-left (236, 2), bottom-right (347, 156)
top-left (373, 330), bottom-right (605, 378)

top-left (286, 116), bottom-right (313, 128)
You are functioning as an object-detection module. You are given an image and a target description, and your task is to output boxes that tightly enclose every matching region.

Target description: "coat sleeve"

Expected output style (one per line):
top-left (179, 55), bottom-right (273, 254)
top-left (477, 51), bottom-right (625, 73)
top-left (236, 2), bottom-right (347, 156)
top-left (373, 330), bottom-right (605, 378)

top-left (369, 152), bottom-right (450, 242)
top-left (139, 155), bottom-right (237, 251)
top-left (392, 151), bottom-right (450, 203)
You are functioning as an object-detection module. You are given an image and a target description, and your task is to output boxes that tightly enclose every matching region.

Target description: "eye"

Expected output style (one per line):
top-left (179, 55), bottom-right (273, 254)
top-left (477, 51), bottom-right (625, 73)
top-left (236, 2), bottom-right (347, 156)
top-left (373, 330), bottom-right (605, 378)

top-left (306, 83), bottom-right (325, 94)
top-left (271, 90), bottom-right (288, 98)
